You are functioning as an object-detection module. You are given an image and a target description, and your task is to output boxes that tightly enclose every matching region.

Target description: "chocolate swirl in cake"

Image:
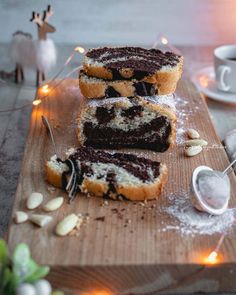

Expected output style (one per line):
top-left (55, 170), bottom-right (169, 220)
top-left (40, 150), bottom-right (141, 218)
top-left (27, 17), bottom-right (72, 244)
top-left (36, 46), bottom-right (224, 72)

top-left (69, 147), bottom-right (161, 182)
top-left (83, 116), bottom-right (171, 152)
top-left (86, 47), bottom-right (181, 79)
top-left (78, 95), bottom-right (176, 153)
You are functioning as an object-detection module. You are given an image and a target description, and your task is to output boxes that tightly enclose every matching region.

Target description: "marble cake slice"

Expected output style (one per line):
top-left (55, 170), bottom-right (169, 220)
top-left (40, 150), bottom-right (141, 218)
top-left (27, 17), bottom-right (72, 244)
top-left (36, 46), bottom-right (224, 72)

top-left (79, 70), bottom-right (162, 98)
top-left (45, 147), bottom-right (168, 201)
top-left (77, 95), bottom-right (176, 152)
top-left (83, 46), bottom-right (183, 83)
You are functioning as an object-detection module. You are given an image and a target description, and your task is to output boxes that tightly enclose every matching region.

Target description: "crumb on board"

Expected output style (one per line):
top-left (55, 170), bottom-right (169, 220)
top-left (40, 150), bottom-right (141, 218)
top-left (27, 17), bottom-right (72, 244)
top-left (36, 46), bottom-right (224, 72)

top-left (95, 216), bottom-right (106, 222)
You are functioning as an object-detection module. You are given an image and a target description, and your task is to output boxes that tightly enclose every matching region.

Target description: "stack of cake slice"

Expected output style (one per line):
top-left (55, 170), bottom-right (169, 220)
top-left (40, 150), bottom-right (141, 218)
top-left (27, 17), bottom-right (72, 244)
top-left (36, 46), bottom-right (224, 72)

top-left (46, 47), bottom-right (183, 201)
top-left (80, 47), bottom-right (183, 98)
top-left (78, 46), bottom-right (183, 152)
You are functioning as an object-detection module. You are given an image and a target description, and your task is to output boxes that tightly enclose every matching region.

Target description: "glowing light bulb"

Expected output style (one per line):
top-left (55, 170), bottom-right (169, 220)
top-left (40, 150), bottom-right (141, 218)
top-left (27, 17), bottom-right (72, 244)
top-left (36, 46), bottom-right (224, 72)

top-left (199, 75), bottom-right (209, 87)
top-left (41, 84), bottom-right (49, 93)
top-left (80, 289), bottom-right (113, 295)
top-left (161, 37), bottom-right (168, 45)
top-left (74, 46), bottom-right (85, 54)
top-left (205, 251), bottom-right (218, 264)
top-left (33, 99), bottom-right (42, 106)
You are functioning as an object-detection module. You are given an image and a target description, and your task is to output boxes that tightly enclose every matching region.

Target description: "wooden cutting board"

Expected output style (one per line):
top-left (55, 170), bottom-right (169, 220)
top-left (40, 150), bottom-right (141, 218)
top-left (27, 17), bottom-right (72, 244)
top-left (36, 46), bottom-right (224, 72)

top-left (8, 79), bottom-right (236, 295)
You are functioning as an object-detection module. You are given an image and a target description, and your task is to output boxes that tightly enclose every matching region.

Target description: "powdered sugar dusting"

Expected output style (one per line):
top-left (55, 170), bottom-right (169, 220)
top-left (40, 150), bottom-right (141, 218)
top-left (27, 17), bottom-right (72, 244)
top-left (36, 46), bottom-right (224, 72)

top-left (86, 95), bottom-right (176, 110)
top-left (174, 94), bottom-right (201, 145)
top-left (176, 127), bottom-right (185, 144)
top-left (162, 191), bottom-right (235, 236)
top-left (87, 96), bottom-right (127, 107)
top-left (175, 95), bottom-right (189, 144)
top-left (144, 94), bottom-right (175, 110)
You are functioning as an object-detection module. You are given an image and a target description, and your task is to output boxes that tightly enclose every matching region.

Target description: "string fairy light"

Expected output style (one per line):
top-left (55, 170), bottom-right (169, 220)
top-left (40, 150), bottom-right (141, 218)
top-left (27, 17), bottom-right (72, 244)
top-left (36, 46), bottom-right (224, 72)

top-left (202, 213), bottom-right (236, 265)
top-left (80, 289), bottom-right (113, 295)
top-left (34, 45), bottom-right (86, 89)
top-left (41, 84), bottom-right (49, 94)
top-left (32, 99), bottom-right (42, 106)
top-left (205, 251), bottom-right (218, 264)
top-left (74, 46), bottom-right (85, 54)
top-left (160, 36), bottom-right (182, 55)
top-left (160, 36), bottom-right (168, 45)
top-left (203, 222), bottom-right (236, 265)
top-left (31, 64), bottom-right (82, 107)
top-left (204, 233), bottom-right (226, 265)
top-left (0, 46), bottom-right (85, 113)
top-left (152, 34), bottom-right (182, 55)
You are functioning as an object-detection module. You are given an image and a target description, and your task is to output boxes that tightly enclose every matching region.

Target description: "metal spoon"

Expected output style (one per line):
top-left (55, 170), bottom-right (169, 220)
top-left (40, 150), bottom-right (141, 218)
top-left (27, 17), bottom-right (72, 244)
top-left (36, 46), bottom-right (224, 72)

top-left (41, 115), bottom-right (59, 158)
top-left (41, 115), bottom-right (77, 200)
top-left (192, 156), bottom-right (236, 215)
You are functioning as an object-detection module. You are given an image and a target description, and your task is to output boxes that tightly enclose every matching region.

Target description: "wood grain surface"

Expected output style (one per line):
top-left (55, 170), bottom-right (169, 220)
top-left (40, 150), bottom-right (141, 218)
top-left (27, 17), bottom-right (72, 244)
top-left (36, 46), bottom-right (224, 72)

top-left (7, 79), bottom-right (236, 294)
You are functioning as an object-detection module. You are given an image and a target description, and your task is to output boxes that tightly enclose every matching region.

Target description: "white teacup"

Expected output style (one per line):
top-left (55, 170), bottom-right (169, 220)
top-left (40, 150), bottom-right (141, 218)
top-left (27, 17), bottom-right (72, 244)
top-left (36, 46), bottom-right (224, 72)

top-left (214, 45), bottom-right (236, 93)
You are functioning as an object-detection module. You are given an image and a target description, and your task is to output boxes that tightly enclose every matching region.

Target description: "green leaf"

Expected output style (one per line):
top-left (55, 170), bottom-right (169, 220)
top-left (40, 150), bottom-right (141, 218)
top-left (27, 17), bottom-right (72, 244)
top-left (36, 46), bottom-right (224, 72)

top-left (25, 265), bottom-right (50, 283)
top-left (0, 239), bottom-right (8, 266)
top-left (13, 258), bottom-right (39, 284)
top-left (51, 291), bottom-right (64, 295)
top-left (1, 268), bottom-right (17, 295)
top-left (13, 243), bottom-right (34, 284)
top-left (13, 243), bottom-right (30, 267)
top-left (0, 241), bottom-right (51, 295)
top-left (0, 240), bottom-right (10, 295)
top-left (13, 243), bottom-right (50, 284)
top-left (2, 268), bottom-right (12, 288)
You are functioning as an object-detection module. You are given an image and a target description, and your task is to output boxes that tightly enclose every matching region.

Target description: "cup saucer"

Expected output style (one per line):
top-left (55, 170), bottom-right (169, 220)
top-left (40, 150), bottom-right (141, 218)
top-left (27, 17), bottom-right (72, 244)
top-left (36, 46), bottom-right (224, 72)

top-left (191, 66), bottom-right (236, 104)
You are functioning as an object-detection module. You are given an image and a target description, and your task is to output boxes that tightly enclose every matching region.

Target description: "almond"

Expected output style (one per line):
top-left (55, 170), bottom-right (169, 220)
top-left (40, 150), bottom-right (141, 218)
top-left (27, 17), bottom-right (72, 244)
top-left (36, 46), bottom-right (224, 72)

top-left (185, 145), bottom-right (203, 157)
top-left (187, 128), bottom-right (200, 139)
top-left (15, 211), bottom-right (28, 224)
top-left (29, 214), bottom-right (52, 227)
top-left (185, 139), bottom-right (208, 147)
top-left (55, 214), bottom-right (79, 236)
top-left (43, 197), bottom-right (64, 212)
top-left (27, 192), bottom-right (43, 210)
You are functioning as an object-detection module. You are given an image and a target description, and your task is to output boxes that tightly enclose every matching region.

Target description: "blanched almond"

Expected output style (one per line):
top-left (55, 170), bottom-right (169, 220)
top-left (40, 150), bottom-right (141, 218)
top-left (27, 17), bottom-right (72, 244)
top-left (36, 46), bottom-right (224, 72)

top-left (185, 139), bottom-right (208, 147)
top-left (29, 214), bottom-right (52, 227)
top-left (55, 214), bottom-right (79, 236)
top-left (185, 145), bottom-right (203, 157)
top-left (15, 211), bottom-right (28, 224)
top-left (27, 192), bottom-right (43, 210)
top-left (187, 128), bottom-right (200, 139)
top-left (43, 197), bottom-right (64, 212)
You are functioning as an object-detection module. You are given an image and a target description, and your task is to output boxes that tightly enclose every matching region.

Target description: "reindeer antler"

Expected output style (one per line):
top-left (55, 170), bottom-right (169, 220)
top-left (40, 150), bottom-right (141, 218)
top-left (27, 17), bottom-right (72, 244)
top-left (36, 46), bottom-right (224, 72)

top-left (43, 5), bottom-right (53, 22)
top-left (30, 11), bottom-right (44, 26)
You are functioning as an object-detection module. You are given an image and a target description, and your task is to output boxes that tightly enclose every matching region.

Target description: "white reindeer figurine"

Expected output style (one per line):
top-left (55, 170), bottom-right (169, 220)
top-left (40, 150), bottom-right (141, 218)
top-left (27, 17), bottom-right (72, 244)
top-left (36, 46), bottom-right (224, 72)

top-left (10, 5), bottom-right (57, 86)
